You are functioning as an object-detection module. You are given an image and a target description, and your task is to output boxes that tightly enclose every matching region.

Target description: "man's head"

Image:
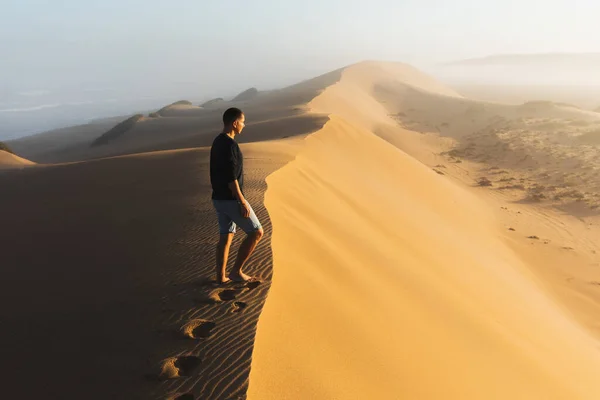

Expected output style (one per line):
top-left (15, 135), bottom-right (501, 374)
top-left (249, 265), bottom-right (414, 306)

top-left (223, 107), bottom-right (245, 135)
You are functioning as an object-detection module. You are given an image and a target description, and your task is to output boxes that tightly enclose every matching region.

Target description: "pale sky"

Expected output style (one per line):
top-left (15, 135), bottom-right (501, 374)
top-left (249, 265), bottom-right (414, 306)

top-left (2, 0), bottom-right (599, 93)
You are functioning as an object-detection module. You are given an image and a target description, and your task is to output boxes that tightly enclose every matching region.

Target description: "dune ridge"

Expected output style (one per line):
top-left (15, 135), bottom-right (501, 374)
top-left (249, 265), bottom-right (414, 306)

top-left (155, 101), bottom-right (204, 117)
top-left (232, 88), bottom-right (259, 102)
top-left (200, 98), bottom-right (224, 108)
top-left (0, 149), bottom-right (34, 169)
top-left (91, 114), bottom-right (146, 146)
top-left (248, 61), bottom-right (600, 399)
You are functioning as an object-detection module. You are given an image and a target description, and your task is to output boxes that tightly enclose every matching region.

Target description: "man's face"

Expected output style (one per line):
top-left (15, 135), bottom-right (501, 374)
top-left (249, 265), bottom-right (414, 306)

top-left (234, 114), bottom-right (246, 134)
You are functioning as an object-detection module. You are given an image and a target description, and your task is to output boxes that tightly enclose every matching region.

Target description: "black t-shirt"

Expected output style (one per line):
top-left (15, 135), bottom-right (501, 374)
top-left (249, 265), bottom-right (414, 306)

top-left (210, 133), bottom-right (244, 200)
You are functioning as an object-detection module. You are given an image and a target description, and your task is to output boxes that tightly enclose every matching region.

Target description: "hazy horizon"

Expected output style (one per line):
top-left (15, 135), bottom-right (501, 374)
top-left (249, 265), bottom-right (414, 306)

top-left (2, 0), bottom-right (599, 141)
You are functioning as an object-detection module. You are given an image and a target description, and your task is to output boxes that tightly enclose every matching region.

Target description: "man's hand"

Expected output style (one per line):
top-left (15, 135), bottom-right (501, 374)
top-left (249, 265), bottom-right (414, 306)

top-left (228, 180), bottom-right (249, 217)
top-left (239, 200), bottom-right (251, 218)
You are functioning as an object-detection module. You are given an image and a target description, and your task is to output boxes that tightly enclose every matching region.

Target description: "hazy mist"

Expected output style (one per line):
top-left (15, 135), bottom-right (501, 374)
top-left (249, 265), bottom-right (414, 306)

top-left (2, 0), bottom-right (599, 140)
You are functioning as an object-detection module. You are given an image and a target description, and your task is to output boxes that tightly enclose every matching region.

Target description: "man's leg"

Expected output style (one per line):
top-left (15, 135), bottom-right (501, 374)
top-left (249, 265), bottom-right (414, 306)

top-left (216, 233), bottom-right (234, 284)
top-left (230, 228), bottom-right (264, 281)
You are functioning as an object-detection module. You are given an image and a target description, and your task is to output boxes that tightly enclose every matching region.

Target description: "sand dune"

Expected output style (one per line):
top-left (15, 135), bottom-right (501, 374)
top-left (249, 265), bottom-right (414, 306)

top-left (248, 61), bottom-right (600, 399)
top-left (446, 52), bottom-right (600, 67)
top-left (92, 114), bottom-right (146, 146)
top-left (5, 60), bottom-right (600, 399)
top-left (0, 149), bottom-right (34, 169)
top-left (200, 98), bottom-right (224, 108)
top-left (453, 84), bottom-right (600, 111)
top-left (155, 101), bottom-right (204, 117)
top-left (232, 87), bottom-right (259, 102)
top-left (8, 73), bottom-right (338, 164)
top-left (316, 62), bottom-right (600, 213)
top-left (250, 116), bottom-right (600, 399)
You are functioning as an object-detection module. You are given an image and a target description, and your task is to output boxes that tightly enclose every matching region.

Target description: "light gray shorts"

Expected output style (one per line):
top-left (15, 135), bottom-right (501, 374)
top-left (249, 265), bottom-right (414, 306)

top-left (212, 199), bottom-right (262, 235)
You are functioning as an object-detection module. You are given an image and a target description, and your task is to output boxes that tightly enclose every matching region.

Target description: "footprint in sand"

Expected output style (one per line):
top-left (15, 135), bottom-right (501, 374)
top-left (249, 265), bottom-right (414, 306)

top-left (196, 288), bottom-right (245, 304)
top-left (197, 281), bottom-right (260, 304)
top-left (158, 355), bottom-right (201, 380)
top-left (231, 301), bottom-right (247, 313)
top-left (245, 280), bottom-right (261, 291)
top-left (219, 289), bottom-right (242, 301)
top-left (180, 319), bottom-right (216, 339)
top-left (197, 277), bottom-right (262, 289)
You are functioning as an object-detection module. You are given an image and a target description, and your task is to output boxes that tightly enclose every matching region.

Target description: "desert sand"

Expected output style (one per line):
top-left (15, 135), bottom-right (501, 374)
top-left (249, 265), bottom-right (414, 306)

top-left (0, 149), bottom-right (35, 169)
top-left (4, 61), bottom-right (600, 399)
top-left (248, 62), bottom-right (600, 399)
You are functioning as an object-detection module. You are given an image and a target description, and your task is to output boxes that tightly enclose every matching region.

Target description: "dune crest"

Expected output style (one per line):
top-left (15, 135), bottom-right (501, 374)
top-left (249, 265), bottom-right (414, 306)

top-left (232, 87), bottom-right (259, 101)
top-left (248, 62), bottom-right (600, 399)
top-left (91, 114), bottom-right (145, 146)
top-left (0, 149), bottom-right (34, 169)
top-left (200, 97), bottom-right (224, 108)
top-left (155, 100), bottom-right (203, 117)
top-left (306, 61), bottom-right (461, 130)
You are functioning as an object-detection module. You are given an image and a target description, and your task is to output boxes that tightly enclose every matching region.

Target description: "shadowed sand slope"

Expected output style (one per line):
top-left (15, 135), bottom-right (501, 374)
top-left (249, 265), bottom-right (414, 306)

top-left (91, 114), bottom-right (146, 146)
top-left (0, 61), bottom-right (341, 399)
top-left (249, 61), bottom-right (600, 399)
top-left (0, 135), bottom-right (304, 399)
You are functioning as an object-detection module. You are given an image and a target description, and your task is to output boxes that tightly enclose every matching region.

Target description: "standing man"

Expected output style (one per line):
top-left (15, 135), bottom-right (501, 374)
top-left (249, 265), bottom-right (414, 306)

top-left (210, 108), bottom-right (264, 284)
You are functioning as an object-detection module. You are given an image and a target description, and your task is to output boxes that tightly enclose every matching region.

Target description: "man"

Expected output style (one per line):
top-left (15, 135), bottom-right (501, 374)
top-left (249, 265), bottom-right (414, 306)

top-left (210, 107), bottom-right (264, 284)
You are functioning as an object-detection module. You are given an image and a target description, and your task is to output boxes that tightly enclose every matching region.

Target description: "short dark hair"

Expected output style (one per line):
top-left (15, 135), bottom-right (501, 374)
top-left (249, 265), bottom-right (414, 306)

top-left (223, 107), bottom-right (243, 125)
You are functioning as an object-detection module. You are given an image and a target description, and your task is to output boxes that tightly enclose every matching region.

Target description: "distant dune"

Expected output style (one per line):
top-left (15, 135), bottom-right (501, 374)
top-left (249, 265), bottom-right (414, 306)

top-left (0, 141), bottom-right (35, 169)
top-left (91, 114), bottom-right (145, 146)
top-left (232, 87), bottom-right (259, 101)
top-left (521, 100), bottom-right (580, 109)
top-left (445, 52), bottom-right (600, 66)
top-left (170, 100), bottom-right (193, 106)
top-left (8, 73), bottom-right (338, 163)
top-left (454, 84), bottom-right (600, 110)
top-left (0, 149), bottom-right (34, 169)
top-left (200, 97), bottom-right (224, 107)
top-left (154, 100), bottom-right (203, 117)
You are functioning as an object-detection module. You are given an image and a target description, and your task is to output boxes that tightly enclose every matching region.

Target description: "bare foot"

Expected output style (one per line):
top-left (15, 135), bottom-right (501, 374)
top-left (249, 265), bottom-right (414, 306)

top-left (229, 271), bottom-right (255, 282)
top-left (217, 277), bottom-right (231, 285)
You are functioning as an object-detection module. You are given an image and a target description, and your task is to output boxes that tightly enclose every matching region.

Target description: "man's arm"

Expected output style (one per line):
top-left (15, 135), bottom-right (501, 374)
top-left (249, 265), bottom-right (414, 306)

top-left (220, 142), bottom-right (244, 202)
top-left (228, 180), bottom-right (245, 203)
top-left (228, 180), bottom-right (251, 218)
top-left (219, 141), bottom-right (250, 217)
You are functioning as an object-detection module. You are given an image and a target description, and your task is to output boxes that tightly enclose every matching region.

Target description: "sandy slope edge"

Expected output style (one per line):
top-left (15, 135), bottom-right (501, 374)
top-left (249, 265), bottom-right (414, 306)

top-left (248, 63), bottom-right (600, 399)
